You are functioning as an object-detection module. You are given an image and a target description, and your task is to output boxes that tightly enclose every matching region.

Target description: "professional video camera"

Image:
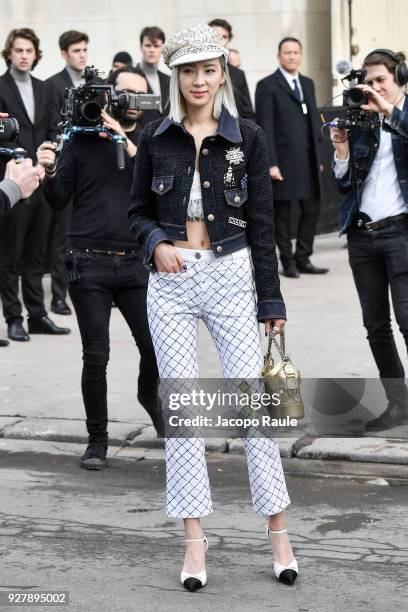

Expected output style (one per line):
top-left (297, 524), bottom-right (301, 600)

top-left (0, 118), bottom-right (27, 160)
top-left (58, 66), bottom-right (161, 169)
top-left (336, 68), bottom-right (380, 131)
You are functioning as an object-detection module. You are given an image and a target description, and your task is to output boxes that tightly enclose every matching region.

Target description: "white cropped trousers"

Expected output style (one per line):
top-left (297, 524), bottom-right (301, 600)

top-left (147, 246), bottom-right (290, 518)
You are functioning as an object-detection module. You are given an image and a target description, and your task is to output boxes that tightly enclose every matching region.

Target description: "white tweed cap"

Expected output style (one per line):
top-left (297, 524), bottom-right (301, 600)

top-left (162, 23), bottom-right (229, 68)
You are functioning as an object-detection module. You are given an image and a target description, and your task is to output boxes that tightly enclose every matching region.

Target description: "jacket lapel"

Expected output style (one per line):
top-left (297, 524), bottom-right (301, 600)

top-left (32, 76), bottom-right (45, 125)
top-left (275, 69), bottom-right (302, 105)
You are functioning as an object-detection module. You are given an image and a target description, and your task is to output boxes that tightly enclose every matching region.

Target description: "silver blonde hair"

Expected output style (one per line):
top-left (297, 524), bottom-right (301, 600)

top-left (168, 56), bottom-right (238, 123)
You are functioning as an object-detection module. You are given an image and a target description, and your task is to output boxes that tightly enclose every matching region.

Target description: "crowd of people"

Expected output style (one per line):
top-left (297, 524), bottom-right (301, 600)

top-left (1, 14), bottom-right (408, 593)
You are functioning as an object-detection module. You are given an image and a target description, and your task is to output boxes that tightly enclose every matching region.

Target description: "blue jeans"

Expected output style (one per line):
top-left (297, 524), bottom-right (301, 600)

top-left (347, 219), bottom-right (408, 404)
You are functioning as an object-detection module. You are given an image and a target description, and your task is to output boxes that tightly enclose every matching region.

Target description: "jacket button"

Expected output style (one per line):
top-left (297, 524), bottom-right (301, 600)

top-left (216, 245), bottom-right (223, 253)
top-left (202, 148), bottom-right (209, 156)
top-left (187, 166), bottom-right (192, 174)
top-left (234, 195), bottom-right (241, 204)
top-left (203, 180), bottom-right (210, 188)
top-left (159, 183), bottom-right (164, 192)
top-left (207, 213), bottom-right (214, 221)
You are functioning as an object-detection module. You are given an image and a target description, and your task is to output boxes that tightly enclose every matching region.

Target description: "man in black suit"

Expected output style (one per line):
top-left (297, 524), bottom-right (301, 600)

top-left (208, 18), bottom-right (255, 120)
top-left (256, 37), bottom-right (328, 277)
top-left (46, 30), bottom-right (89, 315)
top-left (0, 27), bottom-right (70, 340)
top-left (135, 26), bottom-right (170, 124)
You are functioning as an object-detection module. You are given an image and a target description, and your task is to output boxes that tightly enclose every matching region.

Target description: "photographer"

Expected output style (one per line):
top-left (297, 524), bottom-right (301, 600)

top-left (331, 49), bottom-right (408, 431)
top-left (37, 67), bottom-right (161, 469)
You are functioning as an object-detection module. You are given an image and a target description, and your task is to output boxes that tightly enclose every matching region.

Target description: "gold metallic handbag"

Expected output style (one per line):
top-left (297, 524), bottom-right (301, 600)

top-left (261, 330), bottom-right (305, 420)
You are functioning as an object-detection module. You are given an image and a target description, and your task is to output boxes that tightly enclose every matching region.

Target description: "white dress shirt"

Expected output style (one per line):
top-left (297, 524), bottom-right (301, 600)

top-left (278, 65), bottom-right (304, 102)
top-left (333, 98), bottom-right (407, 221)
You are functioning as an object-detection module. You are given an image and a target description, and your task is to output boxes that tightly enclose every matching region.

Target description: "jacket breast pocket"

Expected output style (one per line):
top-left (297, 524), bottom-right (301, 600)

top-left (224, 188), bottom-right (248, 208)
top-left (151, 175), bottom-right (174, 195)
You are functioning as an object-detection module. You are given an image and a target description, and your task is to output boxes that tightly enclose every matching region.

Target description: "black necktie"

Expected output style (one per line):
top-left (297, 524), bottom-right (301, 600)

top-left (292, 79), bottom-right (302, 102)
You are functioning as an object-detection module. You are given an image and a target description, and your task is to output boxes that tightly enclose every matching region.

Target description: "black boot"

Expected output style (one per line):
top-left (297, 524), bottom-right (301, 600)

top-left (51, 299), bottom-right (72, 316)
top-left (80, 442), bottom-right (107, 470)
top-left (365, 402), bottom-right (408, 432)
top-left (8, 320), bottom-right (30, 342)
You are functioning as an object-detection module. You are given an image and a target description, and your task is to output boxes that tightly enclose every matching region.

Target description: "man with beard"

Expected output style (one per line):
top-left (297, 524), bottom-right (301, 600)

top-left (37, 68), bottom-right (162, 469)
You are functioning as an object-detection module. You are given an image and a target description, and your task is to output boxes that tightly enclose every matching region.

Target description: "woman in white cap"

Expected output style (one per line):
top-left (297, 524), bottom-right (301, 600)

top-left (129, 23), bottom-right (298, 591)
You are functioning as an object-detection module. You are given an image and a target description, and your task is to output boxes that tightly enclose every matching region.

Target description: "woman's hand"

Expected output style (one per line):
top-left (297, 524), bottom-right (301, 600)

top-left (356, 84), bottom-right (394, 117)
top-left (330, 120), bottom-right (349, 159)
top-left (264, 319), bottom-right (286, 336)
top-left (153, 243), bottom-right (185, 273)
top-left (269, 166), bottom-right (284, 181)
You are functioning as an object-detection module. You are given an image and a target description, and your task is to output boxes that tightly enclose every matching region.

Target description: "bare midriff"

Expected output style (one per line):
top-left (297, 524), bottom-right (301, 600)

top-left (172, 220), bottom-right (211, 249)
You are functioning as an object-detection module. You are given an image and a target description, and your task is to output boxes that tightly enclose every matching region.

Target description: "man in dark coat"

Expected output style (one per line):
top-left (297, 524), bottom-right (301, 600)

top-left (46, 30), bottom-right (89, 315)
top-left (256, 37), bottom-right (328, 277)
top-left (209, 18), bottom-right (255, 120)
top-left (0, 27), bottom-right (70, 341)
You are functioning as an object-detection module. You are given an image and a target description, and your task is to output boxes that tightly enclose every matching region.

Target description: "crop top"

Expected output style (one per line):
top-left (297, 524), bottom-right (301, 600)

top-left (186, 170), bottom-right (204, 221)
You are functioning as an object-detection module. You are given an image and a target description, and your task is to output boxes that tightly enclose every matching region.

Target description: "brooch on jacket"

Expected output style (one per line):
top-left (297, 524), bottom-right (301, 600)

top-left (224, 146), bottom-right (245, 189)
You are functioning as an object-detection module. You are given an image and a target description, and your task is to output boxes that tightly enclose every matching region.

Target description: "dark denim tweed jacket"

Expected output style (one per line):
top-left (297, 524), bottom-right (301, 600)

top-left (128, 107), bottom-right (286, 321)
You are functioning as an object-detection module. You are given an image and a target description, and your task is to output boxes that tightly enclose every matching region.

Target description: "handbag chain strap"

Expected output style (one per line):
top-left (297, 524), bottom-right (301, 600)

top-left (266, 329), bottom-right (289, 363)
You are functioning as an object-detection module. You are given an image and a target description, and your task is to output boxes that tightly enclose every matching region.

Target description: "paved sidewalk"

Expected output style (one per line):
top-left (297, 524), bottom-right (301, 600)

top-left (0, 233), bottom-right (407, 465)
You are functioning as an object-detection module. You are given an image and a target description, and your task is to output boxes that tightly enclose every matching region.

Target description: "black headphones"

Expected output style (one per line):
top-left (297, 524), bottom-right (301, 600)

top-left (363, 48), bottom-right (408, 86)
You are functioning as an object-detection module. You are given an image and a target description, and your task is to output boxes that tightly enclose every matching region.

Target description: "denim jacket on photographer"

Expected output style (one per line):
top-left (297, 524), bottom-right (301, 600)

top-left (333, 95), bottom-right (408, 234)
top-left (128, 106), bottom-right (286, 321)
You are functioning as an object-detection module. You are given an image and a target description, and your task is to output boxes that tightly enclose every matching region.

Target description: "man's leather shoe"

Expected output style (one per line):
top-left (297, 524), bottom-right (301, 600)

top-left (80, 443), bottom-right (107, 470)
top-left (0, 338), bottom-right (10, 347)
top-left (8, 320), bottom-right (30, 342)
top-left (51, 299), bottom-right (72, 316)
top-left (28, 315), bottom-right (71, 335)
top-left (365, 402), bottom-right (408, 432)
top-left (296, 260), bottom-right (329, 274)
top-left (282, 265), bottom-right (300, 278)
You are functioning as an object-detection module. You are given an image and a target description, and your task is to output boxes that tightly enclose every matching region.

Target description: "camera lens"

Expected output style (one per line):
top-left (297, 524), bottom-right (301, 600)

top-left (345, 87), bottom-right (368, 107)
top-left (0, 117), bottom-right (19, 142)
top-left (80, 101), bottom-right (102, 123)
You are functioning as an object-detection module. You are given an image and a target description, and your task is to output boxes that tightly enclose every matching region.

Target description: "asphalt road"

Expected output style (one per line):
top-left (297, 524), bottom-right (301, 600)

top-left (0, 451), bottom-right (407, 612)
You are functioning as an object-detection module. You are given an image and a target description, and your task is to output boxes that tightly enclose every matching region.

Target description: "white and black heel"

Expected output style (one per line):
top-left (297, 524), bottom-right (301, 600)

top-left (266, 527), bottom-right (298, 585)
top-left (180, 535), bottom-right (208, 592)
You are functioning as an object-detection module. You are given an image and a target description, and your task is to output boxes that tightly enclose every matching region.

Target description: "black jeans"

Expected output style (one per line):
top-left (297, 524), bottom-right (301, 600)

top-left (68, 251), bottom-right (159, 444)
top-left (274, 197), bottom-right (320, 268)
top-left (347, 220), bottom-right (408, 405)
